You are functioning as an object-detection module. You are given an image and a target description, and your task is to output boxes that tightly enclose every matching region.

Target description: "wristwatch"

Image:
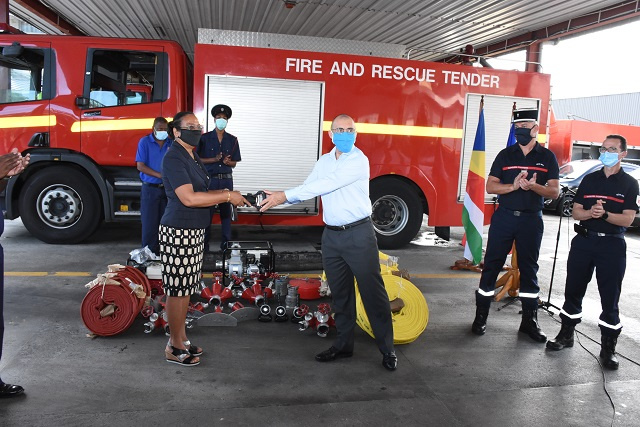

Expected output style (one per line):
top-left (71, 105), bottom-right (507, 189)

top-left (602, 211), bottom-right (609, 221)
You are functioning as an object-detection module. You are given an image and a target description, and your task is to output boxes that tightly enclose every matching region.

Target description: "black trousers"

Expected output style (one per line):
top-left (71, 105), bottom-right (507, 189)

top-left (140, 184), bottom-right (167, 254)
top-left (321, 221), bottom-right (394, 354)
top-left (204, 177), bottom-right (233, 250)
top-left (560, 234), bottom-right (626, 337)
top-left (476, 207), bottom-right (544, 310)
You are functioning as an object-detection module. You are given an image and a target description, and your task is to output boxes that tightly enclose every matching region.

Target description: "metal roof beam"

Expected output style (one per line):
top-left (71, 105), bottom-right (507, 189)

top-left (13, 0), bottom-right (84, 35)
top-left (442, 1), bottom-right (640, 64)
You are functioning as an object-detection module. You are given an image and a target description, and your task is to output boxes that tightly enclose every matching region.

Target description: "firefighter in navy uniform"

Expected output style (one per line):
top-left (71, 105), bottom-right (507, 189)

top-left (197, 104), bottom-right (242, 251)
top-left (547, 135), bottom-right (639, 370)
top-left (471, 108), bottom-right (560, 341)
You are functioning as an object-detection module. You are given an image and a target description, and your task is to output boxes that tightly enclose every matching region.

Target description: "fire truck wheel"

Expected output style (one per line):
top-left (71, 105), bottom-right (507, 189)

top-left (19, 166), bottom-right (102, 244)
top-left (370, 178), bottom-right (423, 249)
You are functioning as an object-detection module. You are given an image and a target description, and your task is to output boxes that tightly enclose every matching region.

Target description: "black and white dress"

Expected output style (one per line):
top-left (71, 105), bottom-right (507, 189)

top-left (159, 143), bottom-right (211, 297)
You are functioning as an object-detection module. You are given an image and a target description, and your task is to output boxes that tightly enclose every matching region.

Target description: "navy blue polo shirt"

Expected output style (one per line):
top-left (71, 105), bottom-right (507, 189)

top-left (160, 143), bottom-right (212, 229)
top-left (575, 167), bottom-right (639, 234)
top-left (135, 133), bottom-right (171, 184)
top-left (490, 142), bottom-right (559, 212)
top-left (197, 131), bottom-right (241, 175)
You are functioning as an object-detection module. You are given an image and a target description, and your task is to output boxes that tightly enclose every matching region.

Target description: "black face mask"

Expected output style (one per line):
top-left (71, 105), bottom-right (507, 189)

top-left (514, 127), bottom-right (533, 145)
top-left (178, 129), bottom-right (202, 146)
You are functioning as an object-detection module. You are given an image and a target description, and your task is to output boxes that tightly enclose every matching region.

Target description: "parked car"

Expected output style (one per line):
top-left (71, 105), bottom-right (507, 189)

top-left (543, 160), bottom-right (640, 217)
top-left (628, 168), bottom-right (640, 227)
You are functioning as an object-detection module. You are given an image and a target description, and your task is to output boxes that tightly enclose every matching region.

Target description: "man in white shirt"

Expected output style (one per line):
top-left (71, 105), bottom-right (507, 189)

top-left (260, 114), bottom-right (396, 371)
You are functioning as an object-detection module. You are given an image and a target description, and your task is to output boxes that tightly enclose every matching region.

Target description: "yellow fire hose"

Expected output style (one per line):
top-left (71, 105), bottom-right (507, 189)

top-left (355, 274), bottom-right (429, 345)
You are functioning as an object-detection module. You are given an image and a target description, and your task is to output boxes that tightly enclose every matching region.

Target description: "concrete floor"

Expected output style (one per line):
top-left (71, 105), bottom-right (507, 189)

top-left (1, 215), bottom-right (639, 426)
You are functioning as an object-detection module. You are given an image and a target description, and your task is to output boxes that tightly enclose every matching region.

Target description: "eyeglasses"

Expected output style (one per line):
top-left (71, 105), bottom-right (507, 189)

top-left (331, 127), bottom-right (356, 134)
top-left (180, 124), bottom-right (203, 131)
top-left (599, 147), bottom-right (620, 154)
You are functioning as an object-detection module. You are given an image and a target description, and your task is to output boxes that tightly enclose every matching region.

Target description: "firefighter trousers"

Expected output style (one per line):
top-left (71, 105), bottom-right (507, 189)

top-left (559, 234), bottom-right (626, 337)
top-left (475, 207), bottom-right (543, 310)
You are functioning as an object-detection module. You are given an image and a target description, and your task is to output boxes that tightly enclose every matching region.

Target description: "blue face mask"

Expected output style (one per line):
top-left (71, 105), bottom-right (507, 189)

top-left (514, 127), bottom-right (533, 145)
top-left (154, 130), bottom-right (168, 141)
top-left (332, 132), bottom-right (356, 153)
top-left (599, 152), bottom-right (620, 167)
top-left (215, 118), bottom-right (228, 130)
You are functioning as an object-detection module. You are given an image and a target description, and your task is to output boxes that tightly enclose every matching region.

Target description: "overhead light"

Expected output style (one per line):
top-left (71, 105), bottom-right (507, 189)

top-left (154, 26), bottom-right (166, 38)
top-left (283, 1), bottom-right (297, 9)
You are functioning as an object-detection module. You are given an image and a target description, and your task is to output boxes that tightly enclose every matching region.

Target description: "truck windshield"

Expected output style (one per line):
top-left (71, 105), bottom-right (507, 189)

top-left (0, 47), bottom-right (45, 104)
top-left (86, 49), bottom-right (160, 108)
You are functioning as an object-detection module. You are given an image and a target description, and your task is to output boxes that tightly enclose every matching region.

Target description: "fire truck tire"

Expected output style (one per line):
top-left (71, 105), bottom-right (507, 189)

top-left (370, 179), bottom-right (423, 249)
top-left (19, 166), bottom-right (102, 244)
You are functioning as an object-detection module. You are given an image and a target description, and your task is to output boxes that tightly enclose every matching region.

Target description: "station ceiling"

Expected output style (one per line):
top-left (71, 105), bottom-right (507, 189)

top-left (9, 0), bottom-right (640, 61)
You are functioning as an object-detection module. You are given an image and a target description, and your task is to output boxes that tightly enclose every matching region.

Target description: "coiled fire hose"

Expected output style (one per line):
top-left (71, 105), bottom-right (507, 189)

top-left (81, 265), bottom-right (150, 336)
top-left (354, 252), bottom-right (429, 345)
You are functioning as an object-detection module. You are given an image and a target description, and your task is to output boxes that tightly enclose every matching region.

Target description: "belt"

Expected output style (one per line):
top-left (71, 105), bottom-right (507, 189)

top-left (326, 217), bottom-right (371, 231)
top-left (211, 173), bottom-right (233, 179)
top-left (575, 223), bottom-right (624, 239)
top-left (586, 230), bottom-right (624, 239)
top-left (143, 182), bottom-right (164, 188)
top-left (501, 207), bottom-right (542, 217)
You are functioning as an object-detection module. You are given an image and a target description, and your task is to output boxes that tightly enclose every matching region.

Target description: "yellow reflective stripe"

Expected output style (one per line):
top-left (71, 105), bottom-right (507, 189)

top-left (538, 134), bottom-right (547, 143)
top-left (70, 118), bottom-right (160, 133)
top-left (323, 121), bottom-right (463, 138)
top-left (0, 115), bottom-right (56, 128)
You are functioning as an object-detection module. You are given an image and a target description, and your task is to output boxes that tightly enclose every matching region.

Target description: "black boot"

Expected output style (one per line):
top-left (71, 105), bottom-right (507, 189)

top-left (519, 309), bottom-right (547, 343)
top-left (546, 323), bottom-right (574, 351)
top-left (600, 335), bottom-right (619, 370)
top-left (471, 306), bottom-right (489, 335)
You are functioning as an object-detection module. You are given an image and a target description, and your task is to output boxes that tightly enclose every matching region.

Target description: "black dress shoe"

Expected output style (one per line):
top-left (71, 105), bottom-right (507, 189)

top-left (0, 383), bottom-right (25, 398)
top-left (382, 352), bottom-right (398, 371)
top-left (315, 346), bottom-right (353, 362)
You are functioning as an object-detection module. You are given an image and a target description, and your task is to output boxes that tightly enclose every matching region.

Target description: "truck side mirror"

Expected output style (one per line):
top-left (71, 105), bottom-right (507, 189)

top-left (2, 42), bottom-right (24, 58)
top-left (75, 96), bottom-right (90, 108)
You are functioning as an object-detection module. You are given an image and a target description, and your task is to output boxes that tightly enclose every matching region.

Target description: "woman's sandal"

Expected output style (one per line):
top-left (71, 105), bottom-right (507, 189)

top-left (165, 345), bottom-right (200, 366)
top-left (183, 340), bottom-right (203, 357)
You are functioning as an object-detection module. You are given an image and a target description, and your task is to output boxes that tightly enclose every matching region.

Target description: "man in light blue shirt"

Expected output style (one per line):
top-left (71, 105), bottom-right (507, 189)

top-left (260, 114), bottom-right (396, 371)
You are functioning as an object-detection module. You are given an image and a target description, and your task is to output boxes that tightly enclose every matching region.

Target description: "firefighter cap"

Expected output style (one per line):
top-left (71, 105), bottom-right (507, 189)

top-left (513, 108), bottom-right (538, 122)
top-left (211, 104), bottom-right (232, 119)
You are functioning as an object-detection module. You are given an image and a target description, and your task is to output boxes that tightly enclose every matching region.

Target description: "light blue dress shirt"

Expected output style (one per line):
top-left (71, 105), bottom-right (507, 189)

top-left (285, 146), bottom-right (371, 227)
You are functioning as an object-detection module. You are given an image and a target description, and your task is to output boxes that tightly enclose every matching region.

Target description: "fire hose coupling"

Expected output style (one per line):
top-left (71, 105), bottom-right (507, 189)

top-left (258, 301), bottom-right (273, 323)
top-left (228, 301), bottom-right (244, 312)
top-left (274, 294), bottom-right (288, 322)
top-left (298, 312), bottom-right (314, 331)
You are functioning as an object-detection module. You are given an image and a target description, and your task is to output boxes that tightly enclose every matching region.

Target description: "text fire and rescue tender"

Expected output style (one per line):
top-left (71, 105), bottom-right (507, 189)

top-left (286, 58), bottom-right (500, 87)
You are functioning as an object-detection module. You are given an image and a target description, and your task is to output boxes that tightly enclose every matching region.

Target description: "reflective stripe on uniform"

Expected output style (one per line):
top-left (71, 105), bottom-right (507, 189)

top-left (560, 309), bottom-right (582, 319)
top-left (477, 288), bottom-right (495, 297)
top-left (518, 292), bottom-right (539, 299)
top-left (598, 319), bottom-right (622, 330)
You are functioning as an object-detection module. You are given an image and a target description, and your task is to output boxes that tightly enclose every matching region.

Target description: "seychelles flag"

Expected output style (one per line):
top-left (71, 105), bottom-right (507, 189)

top-left (462, 108), bottom-right (486, 265)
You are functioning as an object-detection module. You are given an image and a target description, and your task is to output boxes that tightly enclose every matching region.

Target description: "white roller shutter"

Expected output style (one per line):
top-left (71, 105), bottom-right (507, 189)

top-left (205, 75), bottom-right (324, 214)
top-left (458, 94), bottom-right (540, 203)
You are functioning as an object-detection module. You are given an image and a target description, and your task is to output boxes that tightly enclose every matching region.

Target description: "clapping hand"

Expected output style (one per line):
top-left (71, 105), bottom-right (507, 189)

top-left (591, 199), bottom-right (607, 218)
top-left (512, 170), bottom-right (528, 191)
top-left (520, 172), bottom-right (537, 191)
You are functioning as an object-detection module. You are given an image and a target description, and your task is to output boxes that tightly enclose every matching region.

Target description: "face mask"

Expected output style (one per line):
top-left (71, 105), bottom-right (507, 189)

top-left (514, 127), bottom-right (534, 145)
top-left (178, 129), bottom-right (202, 147)
top-left (215, 118), bottom-right (228, 130)
top-left (599, 152), bottom-right (620, 168)
top-left (154, 130), bottom-right (168, 141)
top-left (332, 132), bottom-right (356, 153)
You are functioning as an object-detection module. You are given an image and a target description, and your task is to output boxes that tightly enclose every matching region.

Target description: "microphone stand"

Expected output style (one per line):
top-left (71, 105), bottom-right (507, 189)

top-left (540, 185), bottom-right (573, 312)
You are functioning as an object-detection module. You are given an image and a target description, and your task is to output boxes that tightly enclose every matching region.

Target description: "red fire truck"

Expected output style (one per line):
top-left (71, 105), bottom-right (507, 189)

top-left (0, 29), bottom-right (560, 248)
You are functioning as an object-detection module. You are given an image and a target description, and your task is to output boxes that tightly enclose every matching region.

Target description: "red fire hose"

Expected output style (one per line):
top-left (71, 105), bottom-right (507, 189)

top-left (81, 266), bottom-right (151, 336)
top-left (289, 278), bottom-right (321, 300)
top-left (81, 281), bottom-right (139, 336)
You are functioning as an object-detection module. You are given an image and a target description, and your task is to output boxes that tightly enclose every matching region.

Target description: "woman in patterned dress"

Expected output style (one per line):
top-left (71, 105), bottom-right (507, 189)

top-left (160, 112), bottom-right (249, 366)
